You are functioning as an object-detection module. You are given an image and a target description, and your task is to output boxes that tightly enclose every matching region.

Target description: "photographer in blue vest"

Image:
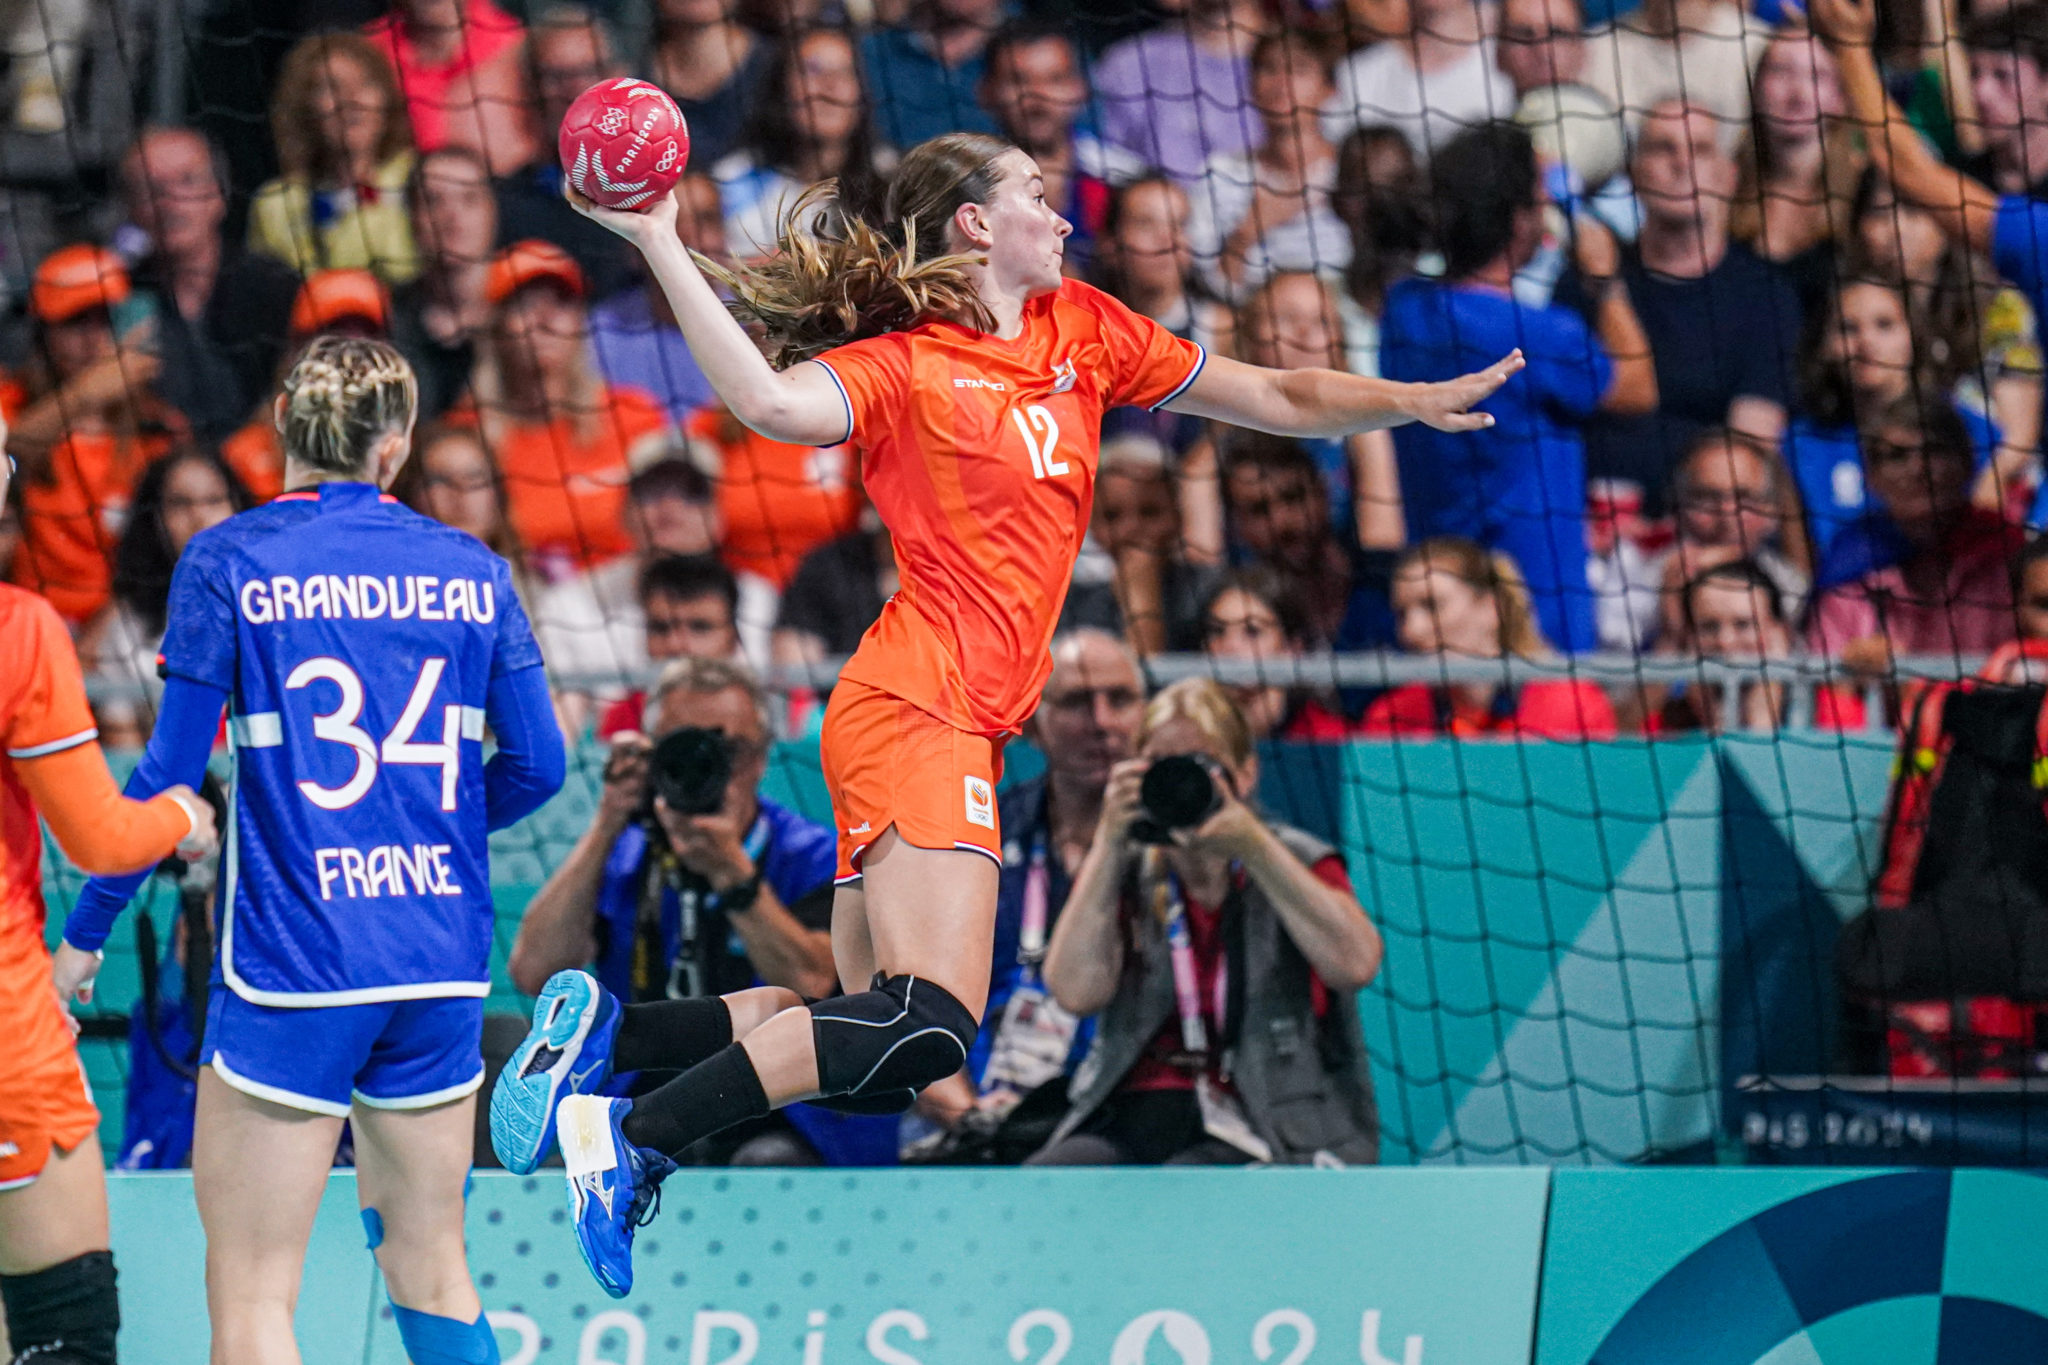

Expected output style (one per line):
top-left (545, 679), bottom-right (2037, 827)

top-left (1031, 678), bottom-right (1383, 1165)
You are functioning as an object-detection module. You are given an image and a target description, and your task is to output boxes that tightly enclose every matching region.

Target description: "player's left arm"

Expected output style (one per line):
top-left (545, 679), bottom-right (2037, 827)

top-left (482, 663), bottom-right (567, 832)
top-left (1165, 350), bottom-right (1527, 438)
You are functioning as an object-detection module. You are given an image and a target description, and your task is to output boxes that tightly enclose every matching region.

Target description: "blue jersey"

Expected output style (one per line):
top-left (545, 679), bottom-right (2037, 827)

top-left (160, 482), bottom-right (544, 1005)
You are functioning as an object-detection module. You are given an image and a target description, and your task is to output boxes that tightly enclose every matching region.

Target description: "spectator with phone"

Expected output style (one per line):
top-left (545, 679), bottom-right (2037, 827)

top-left (1033, 678), bottom-right (1383, 1166)
top-left (507, 656), bottom-right (849, 1164)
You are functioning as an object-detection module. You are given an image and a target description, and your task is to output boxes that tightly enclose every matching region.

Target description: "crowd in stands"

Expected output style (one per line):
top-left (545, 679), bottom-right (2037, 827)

top-left (2, 0), bottom-right (2039, 748)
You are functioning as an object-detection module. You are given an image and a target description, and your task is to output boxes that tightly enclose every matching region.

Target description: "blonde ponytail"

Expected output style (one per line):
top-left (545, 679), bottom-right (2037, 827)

top-left (703, 133), bottom-right (1014, 366)
top-left (280, 336), bottom-right (418, 475)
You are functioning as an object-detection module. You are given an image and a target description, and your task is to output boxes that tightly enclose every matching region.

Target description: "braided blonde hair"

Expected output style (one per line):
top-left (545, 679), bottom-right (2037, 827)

top-left (279, 335), bottom-right (418, 476)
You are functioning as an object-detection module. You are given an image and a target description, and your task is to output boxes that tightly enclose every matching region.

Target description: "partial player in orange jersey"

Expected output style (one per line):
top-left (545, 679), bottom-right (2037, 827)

top-left (0, 441), bottom-right (216, 1364)
top-left (497, 131), bottom-right (1519, 1295)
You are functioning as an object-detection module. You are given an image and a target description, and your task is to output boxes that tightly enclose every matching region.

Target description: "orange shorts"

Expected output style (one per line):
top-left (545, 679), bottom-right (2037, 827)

top-left (819, 678), bottom-right (1007, 883)
top-left (0, 938), bottom-right (100, 1189)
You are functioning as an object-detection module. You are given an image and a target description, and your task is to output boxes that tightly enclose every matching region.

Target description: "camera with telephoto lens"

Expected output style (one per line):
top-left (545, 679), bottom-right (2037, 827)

top-left (641, 726), bottom-right (735, 819)
top-left (1129, 753), bottom-right (1227, 845)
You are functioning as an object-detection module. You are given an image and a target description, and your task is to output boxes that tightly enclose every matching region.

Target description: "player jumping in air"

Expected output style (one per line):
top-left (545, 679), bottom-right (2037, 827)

top-left (0, 440), bottom-right (217, 1365)
top-left (491, 131), bottom-right (1519, 1297)
top-left (55, 339), bottom-right (566, 1365)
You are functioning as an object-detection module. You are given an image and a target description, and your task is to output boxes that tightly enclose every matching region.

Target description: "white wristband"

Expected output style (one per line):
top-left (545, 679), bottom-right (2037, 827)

top-left (166, 789), bottom-right (204, 842)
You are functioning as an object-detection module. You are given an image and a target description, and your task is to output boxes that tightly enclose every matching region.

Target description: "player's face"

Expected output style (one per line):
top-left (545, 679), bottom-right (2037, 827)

top-left (976, 150), bottom-right (1072, 297)
top-left (1838, 282), bottom-right (1913, 401)
top-left (1394, 564), bottom-right (1502, 658)
top-left (160, 457), bottom-right (236, 558)
top-left (1109, 180), bottom-right (1194, 296)
top-left (417, 433), bottom-right (503, 542)
top-left (1032, 637), bottom-right (1144, 789)
top-left (645, 589), bottom-right (738, 662)
top-left (1093, 466), bottom-right (1180, 557)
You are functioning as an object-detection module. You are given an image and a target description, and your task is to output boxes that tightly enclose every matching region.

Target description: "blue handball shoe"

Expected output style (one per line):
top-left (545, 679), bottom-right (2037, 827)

top-left (490, 970), bottom-right (621, 1175)
top-left (558, 1094), bottom-right (677, 1299)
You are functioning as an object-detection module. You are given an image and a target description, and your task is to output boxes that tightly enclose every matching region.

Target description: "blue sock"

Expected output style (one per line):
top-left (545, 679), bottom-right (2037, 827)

top-left (391, 1304), bottom-right (500, 1365)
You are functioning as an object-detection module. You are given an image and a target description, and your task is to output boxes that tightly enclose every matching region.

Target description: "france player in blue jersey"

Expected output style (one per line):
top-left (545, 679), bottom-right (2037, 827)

top-left (51, 338), bottom-right (565, 1365)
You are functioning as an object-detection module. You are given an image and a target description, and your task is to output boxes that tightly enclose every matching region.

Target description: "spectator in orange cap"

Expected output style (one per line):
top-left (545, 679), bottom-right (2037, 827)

top-left (1, 245), bottom-right (163, 477)
top-left (449, 239), bottom-right (673, 578)
top-left (9, 246), bottom-right (188, 624)
top-left (219, 269), bottom-right (392, 502)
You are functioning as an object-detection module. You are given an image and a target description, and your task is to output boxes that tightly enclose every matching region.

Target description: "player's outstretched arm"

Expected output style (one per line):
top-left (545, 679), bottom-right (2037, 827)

top-left (566, 187), bottom-right (852, 447)
top-left (1165, 350), bottom-right (1526, 439)
top-left (482, 664), bottom-right (567, 832)
top-left (1813, 0), bottom-right (2000, 255)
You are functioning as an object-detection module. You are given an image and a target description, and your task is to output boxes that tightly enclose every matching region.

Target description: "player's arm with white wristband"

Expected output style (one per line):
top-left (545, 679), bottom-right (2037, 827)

top-left (53, 674), bottom-right (229, 1005)
top-left (567, 188), bottom-right (853, 447)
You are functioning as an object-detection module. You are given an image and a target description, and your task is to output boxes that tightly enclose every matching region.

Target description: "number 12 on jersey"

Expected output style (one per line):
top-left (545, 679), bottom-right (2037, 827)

top-left (1011, 404), bottom-right (1069, 480)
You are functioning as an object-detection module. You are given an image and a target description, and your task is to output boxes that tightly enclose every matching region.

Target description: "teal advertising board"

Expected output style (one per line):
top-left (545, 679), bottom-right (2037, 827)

top-left (105, 1168), bottom-right (1551, 1364)
top-left (1535, 1168), bottom-right (2048, 1364)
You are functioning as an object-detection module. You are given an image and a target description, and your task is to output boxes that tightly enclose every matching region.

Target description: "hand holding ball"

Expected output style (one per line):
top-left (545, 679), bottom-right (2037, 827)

top-left (558, 78), bottom-right (690, 211)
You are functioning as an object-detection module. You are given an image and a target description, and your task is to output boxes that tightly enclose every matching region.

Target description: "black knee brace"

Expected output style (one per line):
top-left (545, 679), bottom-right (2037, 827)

top-left (809, 975), bottom-right (977, 1102)
top-left (1, 1250), bottom-right (119, 1365)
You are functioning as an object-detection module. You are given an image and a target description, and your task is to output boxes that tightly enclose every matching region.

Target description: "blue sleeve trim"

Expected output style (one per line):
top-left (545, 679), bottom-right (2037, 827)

top-left (63, 675), bottom-right (229, 953)
top-left (482, 664), bottom-right (567, 833)
top-left (811, 359), bottom-right (856, 447)
top-left (1148, 343), bottom-right (1208, 411)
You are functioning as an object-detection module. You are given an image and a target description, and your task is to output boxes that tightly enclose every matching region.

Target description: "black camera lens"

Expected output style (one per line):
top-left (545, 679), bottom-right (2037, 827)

top-left (1137, 753), bottom-right (1222, 835)
top-left (648, 727), bottom-right (735, 817)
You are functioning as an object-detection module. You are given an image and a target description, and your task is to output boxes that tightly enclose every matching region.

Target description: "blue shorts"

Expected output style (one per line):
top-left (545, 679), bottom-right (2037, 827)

top-left (201, 988), bottom-right (485, 1117)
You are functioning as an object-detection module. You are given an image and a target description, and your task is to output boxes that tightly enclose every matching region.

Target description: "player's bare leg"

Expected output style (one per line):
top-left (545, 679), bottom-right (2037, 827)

top-left (192, 1069), bottom-right (346, 1365)
top-left (830, 881), bottom-right (876, 995)
top-left (352, 1094), bottom-right (484, 1323)
top-left (0, 1132), bottom-right (108, 1275)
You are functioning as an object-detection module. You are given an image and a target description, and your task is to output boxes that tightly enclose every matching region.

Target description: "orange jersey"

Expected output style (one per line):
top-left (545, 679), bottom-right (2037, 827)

top-left (814, 279), bottom-right (1203, 734)
top-left (0, 584), bottom-right (103, 945)
top-left (221, 417), bottom-right (287, 503)
top-left (12, 427), bottom-right (178, 622)
top-left (687, 407), bottom-right (860, 588)
top-left (453, 385), bottom-right (670, 574)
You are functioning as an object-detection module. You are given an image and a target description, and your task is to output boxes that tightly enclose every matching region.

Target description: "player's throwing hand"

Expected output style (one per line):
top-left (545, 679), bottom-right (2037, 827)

top-left (1404, 349), bottom-right (1527, 432)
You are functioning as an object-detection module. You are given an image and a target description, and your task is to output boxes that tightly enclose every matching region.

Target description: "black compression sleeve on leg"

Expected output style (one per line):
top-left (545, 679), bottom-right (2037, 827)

top-left (1, 1250), bottom-right (120, 1365)
top-left (612, 996), bottom-right (733, 1073)
top-left (619, 1042), bottom-right (771, 1159)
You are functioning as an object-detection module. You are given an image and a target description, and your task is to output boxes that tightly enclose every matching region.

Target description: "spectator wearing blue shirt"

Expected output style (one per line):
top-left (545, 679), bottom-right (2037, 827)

top-left (1380, 120), bottom-right (1657, 653)
top-left (1817, 0), bottom-right (2048, 477)
top-left (590, 173), bottom-right (724, 425)
top-left (508, 656), bottom-right (869, 1165)
top-left (914, 630), bottom-right (1140, 1153)
top-left (1789, 276), bottom-right (2004, 582)
top-left (861, 0), bottom-right (1004, 150)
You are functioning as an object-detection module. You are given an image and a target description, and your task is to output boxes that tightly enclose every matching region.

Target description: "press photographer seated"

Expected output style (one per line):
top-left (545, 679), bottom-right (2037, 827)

top-left (508, 657), bottom-right (840, 1162)
top-left (1031, 679), bottom-right (1383, 1166)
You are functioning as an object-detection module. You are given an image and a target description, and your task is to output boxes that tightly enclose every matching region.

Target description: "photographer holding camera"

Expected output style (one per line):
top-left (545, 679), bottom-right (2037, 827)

top-left (508, 656), bottom-right (846, 1163)
top-left (1033, 678), bottom-right (1383, 1166)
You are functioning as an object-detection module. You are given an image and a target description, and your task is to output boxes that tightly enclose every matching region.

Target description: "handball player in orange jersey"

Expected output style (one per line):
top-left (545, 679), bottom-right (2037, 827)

top-left (497, 131), bottom-right (1519, 1295)
top-left (0, 438), bottom-right (216, 1362)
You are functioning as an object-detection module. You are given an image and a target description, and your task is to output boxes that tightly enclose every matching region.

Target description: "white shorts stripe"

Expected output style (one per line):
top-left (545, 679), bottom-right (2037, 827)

top-left (353, 1068), bottom-right (486, 1111)
top-left (209, 1054), bottom-right (352, 1117)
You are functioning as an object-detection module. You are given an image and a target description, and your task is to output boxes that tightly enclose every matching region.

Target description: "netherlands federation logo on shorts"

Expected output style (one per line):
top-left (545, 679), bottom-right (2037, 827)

top-left (964, 776), bottom-right (995, 830)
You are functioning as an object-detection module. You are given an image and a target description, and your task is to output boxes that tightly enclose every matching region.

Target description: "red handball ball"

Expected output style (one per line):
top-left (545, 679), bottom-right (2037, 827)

top-left (558, 77), bottom-right (690, 211)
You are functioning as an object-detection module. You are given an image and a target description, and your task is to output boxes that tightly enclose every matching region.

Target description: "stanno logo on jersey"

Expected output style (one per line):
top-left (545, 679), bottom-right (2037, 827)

top-left (953, 377), bottom-right (1007, 391)
top-left (1049, 358), bottom-right (1077, 394)
top-left (964, 776), bottom-right (995, 830)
